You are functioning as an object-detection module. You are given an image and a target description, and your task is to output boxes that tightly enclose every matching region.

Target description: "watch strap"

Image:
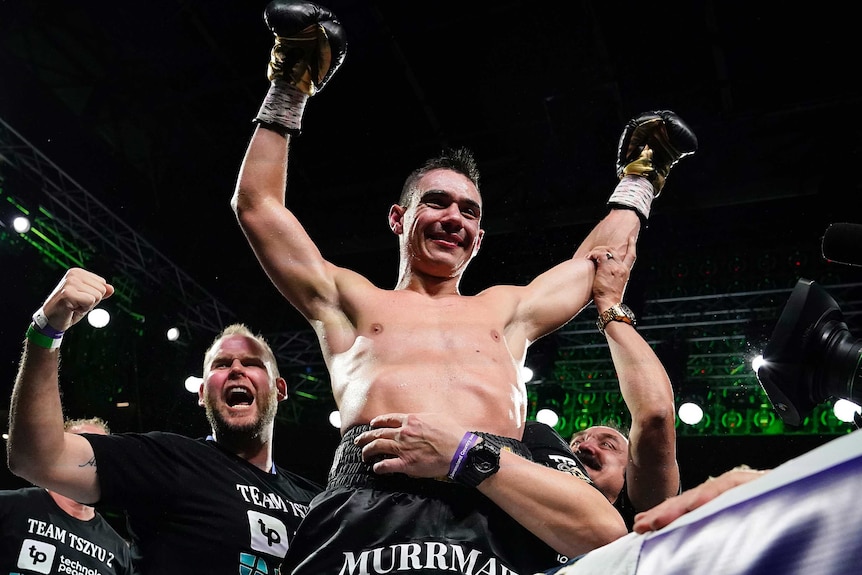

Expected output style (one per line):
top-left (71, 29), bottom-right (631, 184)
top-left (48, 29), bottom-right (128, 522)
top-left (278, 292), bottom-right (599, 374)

top-left (453, 432), bottom-right (503, 488)
top-left (596, 303), bottom-right (636, 335)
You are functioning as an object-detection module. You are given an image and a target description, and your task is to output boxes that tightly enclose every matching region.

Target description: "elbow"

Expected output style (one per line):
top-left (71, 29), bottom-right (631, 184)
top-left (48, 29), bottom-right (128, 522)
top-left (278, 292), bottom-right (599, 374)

top-left (230, 187), bottom-right (245, 219)
top-left (231, 179), bottom-right (261, 219)
top-left (6, 442), bottom-right (36, 484)
top-left (591, 514), bottom-right (628, 549)
top-left (231, 186), bottom-right (271, 231)
top-left (231, 190), bottom-right (257, 231)
top-left (634, 406), bottom-right (676, 435)
top-left (558, 514), bottom-right (627, 558)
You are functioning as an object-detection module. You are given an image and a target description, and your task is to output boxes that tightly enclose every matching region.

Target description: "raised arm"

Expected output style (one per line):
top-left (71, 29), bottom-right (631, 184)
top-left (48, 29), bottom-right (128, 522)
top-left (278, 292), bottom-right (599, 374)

top-left (231, 1), bottom-right (351, 324)
top-left (591, 239), bottom-right (680, 512)
top-left (7, 268), bottom-right (115, 504)
top-left (513, 111), bottom-right (697, 344)
top-left (355, 413), bottom-right (627, 558)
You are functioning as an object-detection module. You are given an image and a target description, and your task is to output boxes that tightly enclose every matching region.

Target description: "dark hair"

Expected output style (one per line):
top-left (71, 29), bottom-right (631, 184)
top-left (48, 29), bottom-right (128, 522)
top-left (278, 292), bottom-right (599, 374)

top-left (398, 147), bottom-right (481, 206)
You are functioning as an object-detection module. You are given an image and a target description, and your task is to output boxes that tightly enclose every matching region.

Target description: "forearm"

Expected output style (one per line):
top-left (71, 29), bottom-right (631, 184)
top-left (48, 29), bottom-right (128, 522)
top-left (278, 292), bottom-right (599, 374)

top-left (604, 321), bottom-right (676, 424)
top-left (572, 209), bottom-right (640, 261)
top-left (479, 451), bottom-right (627, 557)
top-left (232, 125), bottom-right (290, 216)
top-left (7, 341), bottom-right (67, 480)
top-left (603, 320), bottom-right (679, 509)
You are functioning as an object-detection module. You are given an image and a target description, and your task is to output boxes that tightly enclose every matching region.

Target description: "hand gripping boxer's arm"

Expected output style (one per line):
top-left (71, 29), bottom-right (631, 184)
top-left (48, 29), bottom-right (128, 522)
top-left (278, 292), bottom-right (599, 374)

top-left (232, 1), bottom-right (355, 333)
top-left (590, 238), bottom-right (680, 512)
top-left (356, 413), bottom-right (627, 558)
top-left (7, 268), bottom-right (115, 504)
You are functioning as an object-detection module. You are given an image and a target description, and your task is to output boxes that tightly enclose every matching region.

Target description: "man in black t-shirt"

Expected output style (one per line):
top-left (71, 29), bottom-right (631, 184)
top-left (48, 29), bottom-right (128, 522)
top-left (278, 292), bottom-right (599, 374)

top-left (0, 418), bottom-right (135, 575)
top-left (7, 268), bottom-right (322, 574)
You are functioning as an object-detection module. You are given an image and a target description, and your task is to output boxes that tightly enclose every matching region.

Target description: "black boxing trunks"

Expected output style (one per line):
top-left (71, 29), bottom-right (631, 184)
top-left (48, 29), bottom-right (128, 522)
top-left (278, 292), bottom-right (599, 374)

top-left (281, 425), bottom-right (569, 575)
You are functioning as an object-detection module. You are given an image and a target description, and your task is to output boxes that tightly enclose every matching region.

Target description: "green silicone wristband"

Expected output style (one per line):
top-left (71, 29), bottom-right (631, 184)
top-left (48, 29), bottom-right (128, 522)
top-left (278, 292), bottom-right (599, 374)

top-left (26, 323), bottom-right (62, 349)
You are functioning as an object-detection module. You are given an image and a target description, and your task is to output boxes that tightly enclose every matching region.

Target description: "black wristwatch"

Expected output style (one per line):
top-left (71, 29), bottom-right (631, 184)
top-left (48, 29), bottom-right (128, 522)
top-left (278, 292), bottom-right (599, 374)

top-left (456, 433), bottom-right (502, 488)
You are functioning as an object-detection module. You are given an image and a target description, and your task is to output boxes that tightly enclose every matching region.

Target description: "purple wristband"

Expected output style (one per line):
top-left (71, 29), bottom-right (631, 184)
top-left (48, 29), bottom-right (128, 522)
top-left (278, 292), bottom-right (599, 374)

top-left (447, 432), bottom-right (480, 480)
top-left (32, 307), bottom-right (64, 338)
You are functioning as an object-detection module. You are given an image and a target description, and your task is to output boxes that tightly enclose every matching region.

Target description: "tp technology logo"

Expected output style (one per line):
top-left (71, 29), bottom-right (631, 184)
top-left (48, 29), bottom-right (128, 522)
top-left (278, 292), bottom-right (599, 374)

top-left (17, 538), bottom-right (56, 575)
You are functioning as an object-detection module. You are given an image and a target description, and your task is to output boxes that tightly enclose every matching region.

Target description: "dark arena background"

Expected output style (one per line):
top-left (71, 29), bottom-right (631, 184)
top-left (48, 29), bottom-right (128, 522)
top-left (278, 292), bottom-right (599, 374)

top-left (1, 0), bottom-right (859, 514)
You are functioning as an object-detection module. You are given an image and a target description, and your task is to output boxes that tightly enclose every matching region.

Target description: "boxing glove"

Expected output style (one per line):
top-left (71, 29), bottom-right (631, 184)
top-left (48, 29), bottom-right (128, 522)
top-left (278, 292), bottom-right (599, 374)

top-left (264, 0), bottom-right (347, 96)
top-left (255, 0), bottom-right (347, 134)
top-left (615, 110), bottom-right (697, 196)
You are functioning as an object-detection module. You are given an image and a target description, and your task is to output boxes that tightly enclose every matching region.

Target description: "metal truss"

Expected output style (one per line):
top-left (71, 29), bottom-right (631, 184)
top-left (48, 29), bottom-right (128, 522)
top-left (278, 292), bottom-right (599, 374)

top-left (0, 116), bottom-right (236, 336)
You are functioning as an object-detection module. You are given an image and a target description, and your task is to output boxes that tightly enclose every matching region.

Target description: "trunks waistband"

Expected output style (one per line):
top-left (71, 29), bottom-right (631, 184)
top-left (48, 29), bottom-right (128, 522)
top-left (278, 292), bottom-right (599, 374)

top-left (327, 424), bottom-right (532, 495)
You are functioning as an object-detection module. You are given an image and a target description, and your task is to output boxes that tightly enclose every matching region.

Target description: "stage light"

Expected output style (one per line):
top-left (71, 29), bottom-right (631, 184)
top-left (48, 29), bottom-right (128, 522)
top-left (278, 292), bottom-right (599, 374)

top-left (536, 408), bottom-right (559, 428)
top-left (751, 354), bottom-right (765, 373)
top-left (752, 408), bottom-right (777, 430)
top-left (721, 410), bottom-right (745, 430)
top-left (520, 366), bottom-right (534, 384)
top-left (572, 414), bottom-right (594, 431)
top-left (12, 215), bottom-right (30, 233)
top-left (678, 401), bottom-right (704, 425)
top-left (834, 399), bottom-right (862, 424)
top-left (87, 308), bottom-right (110, 328)
top-left (166, 327), bottom-right (180, 341)
top-left (576, 392), bottom-right (597, 407)
top-left (756, 278), bottom-right (862, 426)
top-left (184, 375), bottom-right (203, 393)
top-left (329, 410), bottom-right (341, 428)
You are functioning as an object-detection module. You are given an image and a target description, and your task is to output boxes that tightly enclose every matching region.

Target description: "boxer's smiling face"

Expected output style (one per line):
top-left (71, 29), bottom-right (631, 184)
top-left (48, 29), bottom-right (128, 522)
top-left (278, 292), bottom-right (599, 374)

top-left (390, 169), bottom-right (484, 280)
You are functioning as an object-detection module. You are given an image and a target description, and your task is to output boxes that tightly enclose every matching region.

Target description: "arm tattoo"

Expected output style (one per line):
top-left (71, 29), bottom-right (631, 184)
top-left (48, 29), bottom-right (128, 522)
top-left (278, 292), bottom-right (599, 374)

top-left (78, 455), bottom-right (97, 469)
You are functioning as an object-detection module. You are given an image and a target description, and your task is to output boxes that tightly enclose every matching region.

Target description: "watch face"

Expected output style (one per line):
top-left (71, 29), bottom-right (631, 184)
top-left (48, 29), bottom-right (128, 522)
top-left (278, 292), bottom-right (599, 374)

top-left (475, 451), bottom-right (497, 472)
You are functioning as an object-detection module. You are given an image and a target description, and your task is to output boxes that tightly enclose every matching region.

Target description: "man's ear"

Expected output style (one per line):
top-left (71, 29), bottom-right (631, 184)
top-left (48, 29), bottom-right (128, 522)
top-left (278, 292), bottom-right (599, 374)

top-left (197, 381), bottom-right (205, 407)
top-left (276, 377), bottom-right (288, 402)
top-left (472, 228), bottom-right (485, 257)
top-left (389, 204), bottom-right (405, 235)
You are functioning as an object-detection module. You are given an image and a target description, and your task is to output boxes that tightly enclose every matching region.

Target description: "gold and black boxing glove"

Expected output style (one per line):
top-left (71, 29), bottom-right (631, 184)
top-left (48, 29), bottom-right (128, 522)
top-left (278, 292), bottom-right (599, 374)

top-left (616, 110), bottom-right (697, 196)
top-left (255, 0), bottom-right (348, 135)
top-left (607, 110), bottom-right (697, 221)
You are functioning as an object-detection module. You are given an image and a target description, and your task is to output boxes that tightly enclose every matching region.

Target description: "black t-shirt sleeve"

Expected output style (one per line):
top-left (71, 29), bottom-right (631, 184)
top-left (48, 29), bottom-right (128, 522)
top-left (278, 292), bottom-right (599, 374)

top-left (82, 431), bottom-right (183, 508)
top-left (522, 420), bottom-right (594, 485)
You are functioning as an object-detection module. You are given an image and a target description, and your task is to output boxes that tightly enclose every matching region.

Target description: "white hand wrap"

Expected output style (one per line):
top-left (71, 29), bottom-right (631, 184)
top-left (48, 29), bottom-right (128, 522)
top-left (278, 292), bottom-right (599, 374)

top-left (255, 78), bottom-right (309, 135)
top-left (607, 175), bottom-right (656, 220)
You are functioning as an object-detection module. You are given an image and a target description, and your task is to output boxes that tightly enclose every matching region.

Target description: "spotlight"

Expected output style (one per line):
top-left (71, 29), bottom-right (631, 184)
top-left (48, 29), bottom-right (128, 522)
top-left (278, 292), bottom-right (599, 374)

top-left (87, 308), bottom-right (110, 328)
top-left (755, 278), bottom-right (862, 426)
top-left (329, 410), bottom-right (341, 428)
top-left (166, 327), bottom-right (180, 341)
top-left (535, 408), bottom-right (559, 428)
top-left (184, 375), bottom-right (203, 393)
top-left (834, 399), bottom-right (862, 424)
top-left (12, 215), bottom-right (30, 233)
top-left (678, 400), bottom-right (704, 425)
